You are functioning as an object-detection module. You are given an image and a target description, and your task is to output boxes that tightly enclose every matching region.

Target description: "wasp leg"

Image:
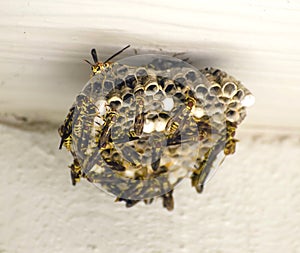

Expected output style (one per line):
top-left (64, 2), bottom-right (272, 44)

top-left (69, 158), bottom-right (82, 186)
top-left (144, 198), bottom-right (154, 205)
top-left (162, 190), bottom-right (174, 211)
top-left (115, 198), bottom-right (140, 208)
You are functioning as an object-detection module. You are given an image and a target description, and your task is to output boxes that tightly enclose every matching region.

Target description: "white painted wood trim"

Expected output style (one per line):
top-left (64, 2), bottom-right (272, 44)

top-left (1, 0), bottom-right (300, 130)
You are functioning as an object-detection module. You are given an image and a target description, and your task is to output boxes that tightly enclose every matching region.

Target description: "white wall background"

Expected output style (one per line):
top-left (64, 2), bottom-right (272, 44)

top-left (0, 1), bottom-right (299, 253)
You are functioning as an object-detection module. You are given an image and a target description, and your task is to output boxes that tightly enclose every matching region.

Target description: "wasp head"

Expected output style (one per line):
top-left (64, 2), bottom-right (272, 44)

top-left (84, 45), bottom-right (130, 76)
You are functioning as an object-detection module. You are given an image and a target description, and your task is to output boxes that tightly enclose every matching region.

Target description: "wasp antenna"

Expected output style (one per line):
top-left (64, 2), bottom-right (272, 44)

top-left (104, 45), bottom-right (130, 63)
top-left (84, 59), bottom-right (94, 66)
top-left (91, 48), bottom-right (98, 64)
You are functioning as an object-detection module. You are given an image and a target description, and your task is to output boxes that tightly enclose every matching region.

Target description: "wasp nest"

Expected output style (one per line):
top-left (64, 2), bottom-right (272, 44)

top-left (59, 48), bottom-right (254, 211)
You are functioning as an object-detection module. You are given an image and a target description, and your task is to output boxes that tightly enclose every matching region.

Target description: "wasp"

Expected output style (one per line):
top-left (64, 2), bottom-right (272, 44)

top-left (58, 45), bottom-right (131, 183)
top-left (85, 45), bottom-right (130, 76)
top-left (58, 107), bottom-right (75, 151)
top-left (191, 120), bottom-right (238, 193)
top-left (97, 111), bottom-right (119, 148)
top-left (165, 91), bottom-right (196, 138)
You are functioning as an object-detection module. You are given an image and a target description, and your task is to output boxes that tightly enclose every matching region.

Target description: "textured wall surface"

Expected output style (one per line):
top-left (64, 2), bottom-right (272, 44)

top-left (0, 123), bottom-right (299, 253)
top-left (1, 0), bottom-right (300, 253)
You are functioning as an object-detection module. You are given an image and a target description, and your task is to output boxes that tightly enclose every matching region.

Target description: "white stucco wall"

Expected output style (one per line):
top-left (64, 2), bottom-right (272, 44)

top-left (1, 122), bottom-right (299, 253)
top-left (0, 1), bottom-right (300, 253)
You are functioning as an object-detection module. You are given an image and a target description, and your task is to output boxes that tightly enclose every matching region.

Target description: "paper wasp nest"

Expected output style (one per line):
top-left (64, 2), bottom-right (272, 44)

top-left (59, 48), bottom-right (254, 211)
